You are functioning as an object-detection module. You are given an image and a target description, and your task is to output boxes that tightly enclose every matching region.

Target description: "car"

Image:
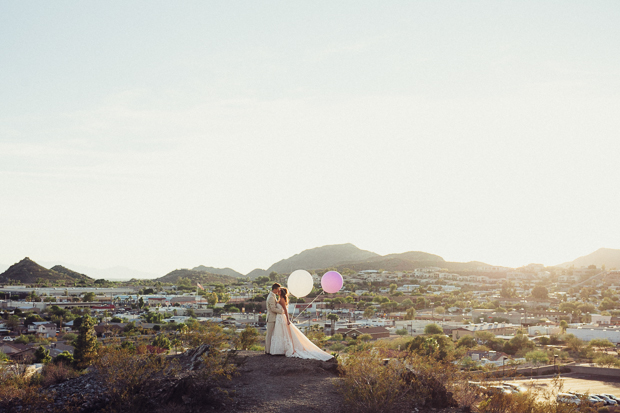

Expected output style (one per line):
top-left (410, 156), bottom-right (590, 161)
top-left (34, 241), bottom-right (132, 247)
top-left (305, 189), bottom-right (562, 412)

top-left (487, 386), bottom-right (513, 396)
top-left (589, 396), bottom-right (604, 404)
top-left (502, 383), bottom-right (527, 393)
top-left (2, 336), bottom-right (14, 341)
top-left (601, 394), bottom-right (620, 403)
top-left (595, 395), bottom-right (617, 405)
top-left (557, 393), bottom-right (581, 405)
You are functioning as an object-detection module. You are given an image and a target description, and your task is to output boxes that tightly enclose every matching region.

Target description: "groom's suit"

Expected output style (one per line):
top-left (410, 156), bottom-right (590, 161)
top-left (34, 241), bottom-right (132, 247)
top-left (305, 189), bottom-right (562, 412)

top-left (265, 291), bottom-right (284, 354)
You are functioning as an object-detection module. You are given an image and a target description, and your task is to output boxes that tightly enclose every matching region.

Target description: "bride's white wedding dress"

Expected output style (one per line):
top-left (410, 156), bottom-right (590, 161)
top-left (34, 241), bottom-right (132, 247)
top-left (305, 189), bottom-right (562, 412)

top-left (270, 303), bottom-right (333, 361)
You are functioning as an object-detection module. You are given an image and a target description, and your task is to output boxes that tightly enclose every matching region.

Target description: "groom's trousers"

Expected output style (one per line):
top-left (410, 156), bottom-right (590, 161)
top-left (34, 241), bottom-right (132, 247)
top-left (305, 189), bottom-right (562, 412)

top-left (265, 320), bottom-right (276, 353)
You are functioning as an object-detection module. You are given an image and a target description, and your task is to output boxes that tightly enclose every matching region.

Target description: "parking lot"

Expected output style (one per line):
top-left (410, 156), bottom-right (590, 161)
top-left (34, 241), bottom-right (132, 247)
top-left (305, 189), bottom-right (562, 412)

top-left (499, 374), bottom-right (620, 401)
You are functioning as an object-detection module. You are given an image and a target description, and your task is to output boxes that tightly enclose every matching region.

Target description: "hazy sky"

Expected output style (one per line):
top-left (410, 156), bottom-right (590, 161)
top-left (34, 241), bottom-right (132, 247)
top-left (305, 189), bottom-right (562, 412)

top-left (1, 2), bottom-right (619, 276)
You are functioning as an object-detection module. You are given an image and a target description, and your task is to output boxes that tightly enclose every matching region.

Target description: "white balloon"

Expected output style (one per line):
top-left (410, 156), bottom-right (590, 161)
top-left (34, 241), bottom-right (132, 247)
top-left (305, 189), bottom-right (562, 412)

top-left (287, 270), bottom-right (314, 298)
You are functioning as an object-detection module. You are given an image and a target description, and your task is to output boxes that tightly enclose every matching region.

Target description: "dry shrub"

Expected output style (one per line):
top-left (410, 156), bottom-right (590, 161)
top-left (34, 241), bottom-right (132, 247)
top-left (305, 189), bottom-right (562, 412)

top-left (93, 347), bottom-right (176, 413)
top-left (39, 362), bottom-right (80, 386)
top-left (403, 353), bottom-right (460, 409)
top-left (336, 349), bottom-right (412, 413)
top-left (0, 365), bottom-right (55, 413)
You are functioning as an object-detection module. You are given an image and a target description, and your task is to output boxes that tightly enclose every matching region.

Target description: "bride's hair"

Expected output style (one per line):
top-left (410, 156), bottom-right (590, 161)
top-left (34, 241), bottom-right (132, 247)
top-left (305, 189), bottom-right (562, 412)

top-left (279, 287), bottom-right (289, 304)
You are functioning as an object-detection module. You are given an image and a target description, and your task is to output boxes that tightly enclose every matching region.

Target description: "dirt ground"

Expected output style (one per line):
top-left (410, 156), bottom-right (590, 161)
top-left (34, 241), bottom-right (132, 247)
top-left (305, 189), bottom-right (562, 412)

top-left (216, 351), bottom-right (466, 413)
top-left (218, 351), bottom-right (343, 413)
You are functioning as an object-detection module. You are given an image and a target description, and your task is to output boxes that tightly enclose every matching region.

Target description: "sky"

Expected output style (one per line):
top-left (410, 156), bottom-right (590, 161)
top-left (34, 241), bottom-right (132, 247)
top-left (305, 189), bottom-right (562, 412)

top-left (1, 1), bottom-right (619, 277)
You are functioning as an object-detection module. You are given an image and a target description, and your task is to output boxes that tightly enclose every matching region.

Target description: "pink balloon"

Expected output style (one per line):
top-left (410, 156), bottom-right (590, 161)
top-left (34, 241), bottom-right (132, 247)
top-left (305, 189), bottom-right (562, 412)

top-left (321, 271), bottom-right (343, 294)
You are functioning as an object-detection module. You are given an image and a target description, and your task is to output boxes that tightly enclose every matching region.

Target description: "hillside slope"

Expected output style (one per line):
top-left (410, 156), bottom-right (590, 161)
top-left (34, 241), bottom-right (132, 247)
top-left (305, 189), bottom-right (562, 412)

top-left (558, 247), bottom-right (620, 269)
top-left (264, 243), bottom-right (379, 275)
top-left (192, 265), bottom-right (243, 278)
top-left (50, 265), bottom-right (93, 282)
top-left (0, 258), bottom-right (75, 284)
top-left (155, 269), bottom-right (239, 285)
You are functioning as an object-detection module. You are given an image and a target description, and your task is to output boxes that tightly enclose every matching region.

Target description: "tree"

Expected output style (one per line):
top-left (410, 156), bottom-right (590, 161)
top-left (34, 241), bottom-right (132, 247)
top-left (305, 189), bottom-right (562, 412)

top-left (559, 320), bottom-right (568, 334)
top-left (456, 335), bottom-right (477, 349)
top-left (531, 286), bottom-right (548, 300)
top-left (24, 314), bottom-right (44, 326)
top-left (327, 314), bottom-right (339, 322)
top-left (404, 307), bottom-right (416, 321)
top-left (565, 335), bottom-right (586, 354)
top-left (82, 292), bottom-right (96, 302)
top-left (363, 308), bottom-right (375, 319)
top-left (152, 335), bottom-right (171, 351)
top-left (208, 292), bottom-right (218, 306)
top-left (595, 354), bottom-right (620, 368)
top-left (589, 338), bottom-right (614, 350)
top-left (53, 351), bottom-right (74, 365)
top-left (269, 271), bottom-right (278, 281)
top-left (525, 350), bottom-right (549, 366)
top-left (395, 328), bottom-right (408, 336)
top-left (6, 315), bottom-right (20, 329)
top-left (73, 315), bottom-right (98, 369)
top-left (34, 345), bottom-right (51, 363)
top-left (434, 306), bottom-right (446, 315)
top-left (424, 323), bottom-right (443, 335)
top-left (389, 284), bottom-right (398, 295)
top-left (358, 334), bottom-right (373, 342)
top-left (503, 333), bottom-right (534, 355)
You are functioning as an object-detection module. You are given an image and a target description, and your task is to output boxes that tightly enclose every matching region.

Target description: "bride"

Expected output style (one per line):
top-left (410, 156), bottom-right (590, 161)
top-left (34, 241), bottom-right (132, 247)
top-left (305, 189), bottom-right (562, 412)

top-left (269, 287), bottom-right (333, 361)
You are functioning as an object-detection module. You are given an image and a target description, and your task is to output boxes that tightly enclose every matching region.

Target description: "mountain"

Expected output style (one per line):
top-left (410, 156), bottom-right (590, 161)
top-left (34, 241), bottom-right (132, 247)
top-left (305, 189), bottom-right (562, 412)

top-left (39, 261), bottom-right (159, 280)
top-left (0, 257), bottom-right (77, 284)
top-left (264, 243), bottom-right (380, 275)
top-left (50, 265), bottom-right (93, 282)
top-left (155, 269), bottom-right (239, 285)
top-left (245, 244), bottom-right (490, 278)
top-left (246, 268), bottom-right (268, 279)
top-left (192, 265), bottom-right (243, 278)
top-left (558, 248), bottom-right (620, 269)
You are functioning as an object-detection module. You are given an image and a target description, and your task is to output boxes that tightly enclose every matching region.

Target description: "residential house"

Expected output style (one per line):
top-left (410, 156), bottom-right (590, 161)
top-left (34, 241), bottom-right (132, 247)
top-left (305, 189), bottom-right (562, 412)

top-left (335, 326), bottom-right (390, 340)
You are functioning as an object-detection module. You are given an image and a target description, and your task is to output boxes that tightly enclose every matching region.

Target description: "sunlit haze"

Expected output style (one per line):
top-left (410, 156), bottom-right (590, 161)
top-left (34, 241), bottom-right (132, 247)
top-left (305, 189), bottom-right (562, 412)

top-left (1, 2), bottom-right (619, 276)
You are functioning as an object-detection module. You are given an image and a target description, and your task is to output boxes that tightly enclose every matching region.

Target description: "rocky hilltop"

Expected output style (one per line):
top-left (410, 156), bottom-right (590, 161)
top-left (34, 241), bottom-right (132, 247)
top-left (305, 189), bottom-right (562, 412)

top-left (0, 257), bottom-right (86, 284)
top-left (17, 348), bottom-right (462, 413)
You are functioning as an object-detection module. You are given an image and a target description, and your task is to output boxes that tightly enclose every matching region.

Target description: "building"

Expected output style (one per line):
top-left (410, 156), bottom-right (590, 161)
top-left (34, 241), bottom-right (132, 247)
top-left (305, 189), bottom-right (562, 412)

top-left (566, 326), bottom-right (620, 343)
top-left (335, 326), bottom-right (390, 340)
top-left (451, 323), bottom-right (519, 340)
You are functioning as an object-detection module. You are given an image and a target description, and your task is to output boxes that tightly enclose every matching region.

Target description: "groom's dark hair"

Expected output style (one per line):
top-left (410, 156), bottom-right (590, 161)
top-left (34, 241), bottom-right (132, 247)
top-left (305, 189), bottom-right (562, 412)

top-left (271, 283), bottom-right (281, 291)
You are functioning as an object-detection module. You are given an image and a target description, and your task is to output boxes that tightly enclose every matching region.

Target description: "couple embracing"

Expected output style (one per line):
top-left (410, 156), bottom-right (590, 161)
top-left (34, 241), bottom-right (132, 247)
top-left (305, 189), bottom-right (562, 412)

top-left (264, 283), bottom-right (333, 361)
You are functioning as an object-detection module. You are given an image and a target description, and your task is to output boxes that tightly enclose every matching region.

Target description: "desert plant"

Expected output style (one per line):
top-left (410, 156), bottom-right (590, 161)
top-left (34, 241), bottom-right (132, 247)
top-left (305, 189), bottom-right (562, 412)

top-left (237, 325), bottom-right (260, 350)
top-left (73, 315), bottom-right (98, 369)
top-left (336, 349), bottom-right (412, 412)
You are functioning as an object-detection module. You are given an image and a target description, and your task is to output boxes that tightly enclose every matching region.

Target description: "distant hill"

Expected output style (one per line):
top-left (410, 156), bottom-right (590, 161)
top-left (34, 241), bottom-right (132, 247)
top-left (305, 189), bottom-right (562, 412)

top-left (0, 257), bottom-right (78, 284)
top-left (50, 265), bottom-right (93, 282)
top-left (264, 243), bottom-right (379, 276)
top-left (558, 248), bottom-right (620, 270)
top-left (192, 265), bottom-right (243, 278)
top-left (155, 269), bottom-right (239, 285)
top-left (246, 268), bottom-right (268, 279)
top-left (245, 244), bottom-right (493, 278)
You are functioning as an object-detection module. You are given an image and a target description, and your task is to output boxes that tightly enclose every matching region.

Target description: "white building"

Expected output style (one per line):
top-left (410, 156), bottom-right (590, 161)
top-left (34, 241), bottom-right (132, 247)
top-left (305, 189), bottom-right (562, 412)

top-left (566, 326), bottom-right (620, 343)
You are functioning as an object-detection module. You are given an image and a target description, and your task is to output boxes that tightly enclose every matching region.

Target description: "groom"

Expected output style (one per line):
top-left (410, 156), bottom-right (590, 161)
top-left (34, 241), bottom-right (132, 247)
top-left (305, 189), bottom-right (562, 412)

top-left (265, 283), bottom-right (284, 355)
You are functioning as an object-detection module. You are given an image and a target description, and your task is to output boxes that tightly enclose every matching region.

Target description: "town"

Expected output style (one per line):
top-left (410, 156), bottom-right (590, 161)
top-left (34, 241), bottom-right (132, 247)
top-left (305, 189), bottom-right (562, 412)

top-left (3, 255), bottom-right (620, 410)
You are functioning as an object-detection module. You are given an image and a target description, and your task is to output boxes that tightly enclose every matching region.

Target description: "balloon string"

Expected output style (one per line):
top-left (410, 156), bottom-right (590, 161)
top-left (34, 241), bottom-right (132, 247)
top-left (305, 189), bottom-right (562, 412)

top-left (291, 290), bottom-right (324, 323)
